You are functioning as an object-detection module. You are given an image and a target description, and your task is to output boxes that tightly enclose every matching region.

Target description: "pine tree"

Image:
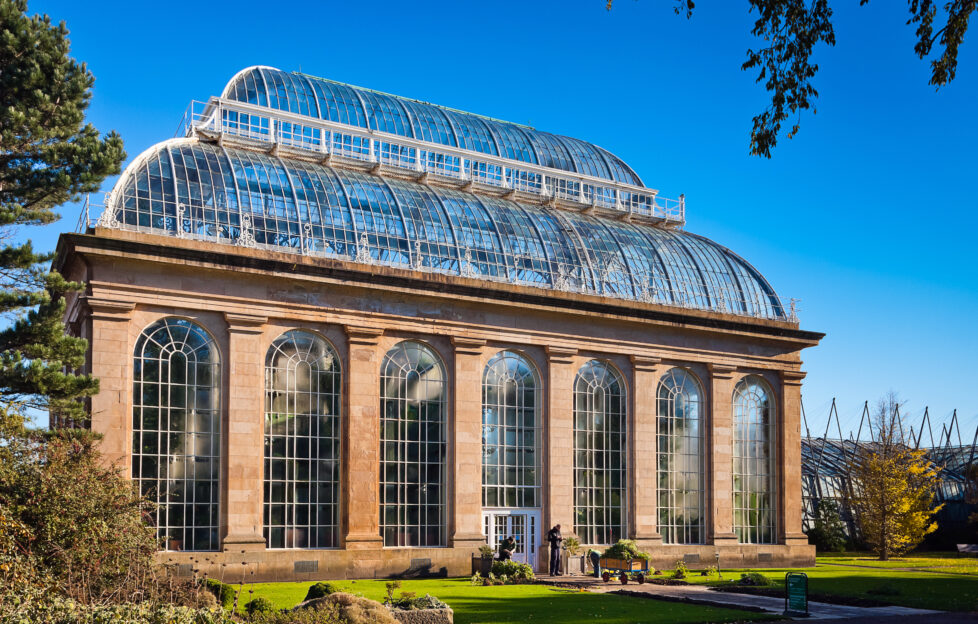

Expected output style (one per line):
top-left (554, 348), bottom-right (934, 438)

top-left (0, 0), bottom-right (125, 420)
top-left (849, 394), bottom-right (943, 560)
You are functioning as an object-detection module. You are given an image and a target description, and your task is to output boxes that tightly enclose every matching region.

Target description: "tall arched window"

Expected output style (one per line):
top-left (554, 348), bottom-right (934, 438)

top-left (264, 330), bottom-right (341, 549)
top-left (733, 375), bottom-right (777, 544)
top-left (657, 368), bottom-right (704, 544)
top-left (482, 351), bottom-right (540, 508)
top-left (132, 317), bottom-right (220, 551)
top-left (380, 341), bottom-right (447, 547)
top-left (573, 360), bottom-right (627, 544)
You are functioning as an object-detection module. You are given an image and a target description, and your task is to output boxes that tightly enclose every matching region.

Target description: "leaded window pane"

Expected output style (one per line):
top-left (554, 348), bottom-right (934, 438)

top-left (132, 317), bottom-right (219, 552)
top-left (733, 376), bottom-right (777, 544)
top-left (573, 360), bottom-right (627, 545)
top-left (264, 330), bottom-right (341, 549)
top-left (482, 351), bottom-right (540, 508)
top-left (380, 341), bottom-right (447, 546)
top-left (656, 368), bottom-right (704, 544)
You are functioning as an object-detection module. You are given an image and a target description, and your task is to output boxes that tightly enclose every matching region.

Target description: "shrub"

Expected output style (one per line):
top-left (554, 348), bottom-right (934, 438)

top-left (206, 579), bottom-right (236, 610)
top-left (296, 592), bottom-right (398, 624)
top-left (246, 597), bottom-right (275, 615)
top-left (738, 572), bottom-right (772, 586)
top-left (600, 539), bottom-right (650, 561)
top-left (305, 582), bottom-right (342, 602)
top-left (806, 499), bottom-right (848, 553)
top-left (0, 408), bottom-right (160, 603)
top-left (490, 560), bottom-right (534, 581)
top-left (673, 559), bottom-right (688, 579)
top-left (389, 592), bottom-right (448, 610)
top-left (478, 544), bottom-right (494, 558)
top-left (0, 593), bottom-right (235, 624)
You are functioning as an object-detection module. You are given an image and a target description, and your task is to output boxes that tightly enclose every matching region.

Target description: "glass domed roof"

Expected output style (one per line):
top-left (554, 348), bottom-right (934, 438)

top-left (222, 66), bottom-right (644, 187)
top-left (104, 138), bottom-right (786, 319)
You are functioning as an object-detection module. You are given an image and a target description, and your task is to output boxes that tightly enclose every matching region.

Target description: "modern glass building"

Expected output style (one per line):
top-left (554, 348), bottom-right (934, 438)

top-left (56, 66), bottom-right (822, 580)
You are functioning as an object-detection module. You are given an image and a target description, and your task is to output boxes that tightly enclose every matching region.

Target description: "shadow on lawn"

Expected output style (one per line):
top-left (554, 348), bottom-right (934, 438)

top-left (434, 588), bottom-right (764, 624)
top-left (713, 570), bottom-right (978, 612)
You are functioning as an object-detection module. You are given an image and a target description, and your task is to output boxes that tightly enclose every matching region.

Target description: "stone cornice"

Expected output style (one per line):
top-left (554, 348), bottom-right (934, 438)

top-left (630, 354), bottom-right (662, 373)
top-left (224, 312), bottom-right (266, 334)
top-left (58, 231), bottom-right (825, 347)
top-left (86, 297), bottom-right (135, 322)
top-left (344, 325), bottom-right (384, 346)
top-left (780, 369), bottom-right (807, 386)
top-left (545, 345), bottom-right (577, 364)
top-left (707, 363), bottom-right (738, 380)
top-left (451, 336), bottom-right (487, 355)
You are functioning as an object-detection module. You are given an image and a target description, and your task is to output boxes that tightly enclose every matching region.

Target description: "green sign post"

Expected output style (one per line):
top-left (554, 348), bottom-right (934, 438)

top-left (784, 572), bottom-right (809, 616)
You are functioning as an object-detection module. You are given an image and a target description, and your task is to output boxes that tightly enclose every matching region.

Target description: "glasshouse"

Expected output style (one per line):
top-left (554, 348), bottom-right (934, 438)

top-left (55, 66), bottom-right (823, 581)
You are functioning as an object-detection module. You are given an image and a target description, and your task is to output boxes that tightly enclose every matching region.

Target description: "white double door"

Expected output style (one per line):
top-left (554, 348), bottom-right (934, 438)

top-left (482, 508), bottom-right (540, 570)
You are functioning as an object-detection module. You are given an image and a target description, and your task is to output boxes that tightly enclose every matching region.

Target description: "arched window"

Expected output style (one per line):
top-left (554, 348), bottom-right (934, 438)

top-left (657, 368), bottom-right (704, 544)
top-left (264, 330), bottom-right (341, 549)
top-left (380, 341), bottom-right (447, 546)
top-left (573, 360), bottom-right (627, 544)
top-left (733, 375), bottom-right (777, 544)
top-left (132, 317), bottom-right (220, 551)
top-left (482, 351), bottom-right (540, 508)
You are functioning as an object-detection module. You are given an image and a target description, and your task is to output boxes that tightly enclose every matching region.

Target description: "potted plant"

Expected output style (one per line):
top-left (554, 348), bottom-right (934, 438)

top-left (472, 544), bottom-right (494, 576)
top-left (599, 539), bottom-right (650, 573)
top-left (563, 536), bottom-right (584, 575)
top-left (167, 535), bottom-right (183, 551)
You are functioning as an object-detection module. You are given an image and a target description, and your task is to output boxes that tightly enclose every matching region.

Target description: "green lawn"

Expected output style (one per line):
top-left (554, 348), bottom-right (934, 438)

top-left (680, 552), bottom-right (978, 612)
top-left (237, 578), bottom-right (775, 624)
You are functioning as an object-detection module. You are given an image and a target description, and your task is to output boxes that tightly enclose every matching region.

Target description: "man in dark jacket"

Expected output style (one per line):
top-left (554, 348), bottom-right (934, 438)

top-left (498, 535), bottom-right (517, 561)
top-left (547, 524), bottom-right (563, 575)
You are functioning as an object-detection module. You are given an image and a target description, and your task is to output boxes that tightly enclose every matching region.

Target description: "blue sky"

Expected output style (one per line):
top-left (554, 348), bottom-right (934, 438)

top-left (25, 0), bottom-right (978, 438)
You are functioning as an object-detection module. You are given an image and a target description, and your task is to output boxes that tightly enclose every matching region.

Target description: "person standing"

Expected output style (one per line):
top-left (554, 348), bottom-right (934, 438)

top-left (547, 524), bottom-right (563, 575)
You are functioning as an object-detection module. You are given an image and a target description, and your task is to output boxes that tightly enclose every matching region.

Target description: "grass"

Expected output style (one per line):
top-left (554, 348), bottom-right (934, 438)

top-left (236, 578), bottom-right (776, 624)
top-left (680, 551), bottom-right (978, 612)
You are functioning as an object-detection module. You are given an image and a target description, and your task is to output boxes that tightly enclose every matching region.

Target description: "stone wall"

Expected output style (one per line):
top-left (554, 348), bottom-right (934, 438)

top-left (57, 229), bottom-right (820, 581)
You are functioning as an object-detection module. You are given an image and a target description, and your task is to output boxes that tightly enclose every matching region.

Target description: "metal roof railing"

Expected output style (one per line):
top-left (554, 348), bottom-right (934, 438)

top-left (175, 98), bottom-right (686, 228)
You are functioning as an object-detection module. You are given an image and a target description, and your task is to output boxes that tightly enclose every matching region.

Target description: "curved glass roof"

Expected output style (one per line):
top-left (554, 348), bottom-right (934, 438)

top-left (105, 139), bottom-right (785, 319)
top-left (222, 66), bottom-right (644, 187)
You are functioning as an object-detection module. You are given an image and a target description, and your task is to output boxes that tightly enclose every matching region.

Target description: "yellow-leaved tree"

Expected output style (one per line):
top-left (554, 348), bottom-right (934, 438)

top-left (849, 394), bottom-right (943, 561)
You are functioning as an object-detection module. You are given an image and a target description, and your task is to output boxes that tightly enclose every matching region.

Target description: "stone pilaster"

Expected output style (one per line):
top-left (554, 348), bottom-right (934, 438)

top-left (223, 313), bottom-right (267, 551)
top-left (343, 326), bottom-right (384, 550)
top-left (630, 355), bottom-right (662, 543)
top-left (708, 363), bottom-right (738, 545)
top-left (450, 337), bottom-right (487, 550)
top-left (87, 298), bottom-right (135, 473)
top-left (780, 370), bottom-right (808, 546)
top-left (545, 346), bottom-right (577, 541)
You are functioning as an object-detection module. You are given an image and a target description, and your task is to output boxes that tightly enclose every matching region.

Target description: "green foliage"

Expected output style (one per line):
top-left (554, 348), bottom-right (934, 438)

top-left (0, 406), bottom-right (159, 603)
top-left (0, 592), bottom-right (234, 624)
top-left (246, 597), bottom-right (276, 616)
top-left (291, 593), bottom-right (397, 624)
top-left (738, 572), bottom-right (772, 586)
top-left (388, 592), bottom-right (447, 611)
top-left (673, 559), bottom-right (688, 579)
top-left (806, 499), bottom-right (848, 553)
top-left (606, 1), bottom-right (976, 158)
top-left (383, 580), bottom-right (401, 605)
top-left (206, 579), bottom-right (236, 610)
top-left (0, 0), bottom-right (126, 419)
top-left (490, 560), bottom-right (534, 581)
top-left (600, 539), bottom-right (650, 561)
top-left (563, 536), bottom-right (581, 555)
top-left (478, 544), bottom-right (494, 558)
top-left (304, 582), bottom-right (341, 602)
